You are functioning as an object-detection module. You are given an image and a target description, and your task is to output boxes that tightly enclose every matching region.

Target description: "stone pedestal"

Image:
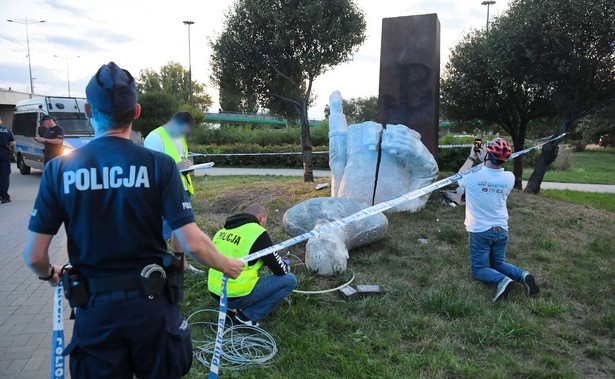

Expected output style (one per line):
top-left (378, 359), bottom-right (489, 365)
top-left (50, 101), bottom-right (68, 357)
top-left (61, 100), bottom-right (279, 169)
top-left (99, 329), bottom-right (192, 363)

top-left (377, 14), bottom-right (440, 158)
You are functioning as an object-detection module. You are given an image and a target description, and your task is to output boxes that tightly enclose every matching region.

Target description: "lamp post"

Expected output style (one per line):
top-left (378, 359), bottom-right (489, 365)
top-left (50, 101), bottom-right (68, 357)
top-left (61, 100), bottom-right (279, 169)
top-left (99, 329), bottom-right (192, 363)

top-left (481, 1), bottom-right (496, 33)
top-left (183, 20), bottom-right (195, 107)
top-left (7, 17), bottom-right (46, 95)
top-left (54, 55), bottom-right (80, 97)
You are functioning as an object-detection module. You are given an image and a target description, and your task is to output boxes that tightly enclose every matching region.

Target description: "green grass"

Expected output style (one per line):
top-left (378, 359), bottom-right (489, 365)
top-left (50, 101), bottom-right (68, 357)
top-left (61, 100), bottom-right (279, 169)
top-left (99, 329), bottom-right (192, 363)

top-left (522, 148), bottom-right (615, 184)
top-left (182, 176), bottom-right (615, 378)
top-left (542, 190), bottom-right (615, 213)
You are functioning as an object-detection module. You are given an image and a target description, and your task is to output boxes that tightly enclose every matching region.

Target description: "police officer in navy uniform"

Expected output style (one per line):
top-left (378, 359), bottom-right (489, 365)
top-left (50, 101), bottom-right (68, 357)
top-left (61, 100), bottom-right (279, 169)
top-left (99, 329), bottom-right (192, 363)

top-left (0, 117), bottom-right (15, 203)
top-left (23, 62), bottom-right (244, 378)
top-left (35, 115), bottom-right (64, 164)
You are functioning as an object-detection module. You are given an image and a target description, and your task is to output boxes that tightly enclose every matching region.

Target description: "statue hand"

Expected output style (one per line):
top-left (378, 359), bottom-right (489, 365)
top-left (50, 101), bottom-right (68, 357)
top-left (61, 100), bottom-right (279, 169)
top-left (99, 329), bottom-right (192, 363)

top-left (381, 125), bottom-right (422, 158)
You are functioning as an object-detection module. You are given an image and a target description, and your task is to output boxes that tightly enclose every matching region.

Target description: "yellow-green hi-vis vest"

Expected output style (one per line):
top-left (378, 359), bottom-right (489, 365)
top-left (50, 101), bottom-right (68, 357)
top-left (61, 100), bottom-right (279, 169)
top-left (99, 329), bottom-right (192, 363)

top-left (151, 126), bottom-right (194, 195)
top-left (208, 223), bottom-right (266, 297)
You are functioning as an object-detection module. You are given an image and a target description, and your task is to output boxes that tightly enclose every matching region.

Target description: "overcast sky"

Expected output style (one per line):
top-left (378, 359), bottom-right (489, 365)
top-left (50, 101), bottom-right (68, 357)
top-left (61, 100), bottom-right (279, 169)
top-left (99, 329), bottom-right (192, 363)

top-left (0, 0), bottom-right (510, 118)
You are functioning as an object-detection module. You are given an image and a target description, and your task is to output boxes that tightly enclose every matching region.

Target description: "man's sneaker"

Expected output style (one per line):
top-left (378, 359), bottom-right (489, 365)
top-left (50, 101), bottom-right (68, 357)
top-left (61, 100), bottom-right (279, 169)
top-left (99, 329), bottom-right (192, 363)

top-left (1, 198), bottom-right (11, 204)
top-left (232, 311), bottom-right (260, 327)
top-left (522, 273), bottom-right (540, 296)
top-left (492, 277), bottom-right (515, 302)
top-left (185, 264), bottom-right (204, 275)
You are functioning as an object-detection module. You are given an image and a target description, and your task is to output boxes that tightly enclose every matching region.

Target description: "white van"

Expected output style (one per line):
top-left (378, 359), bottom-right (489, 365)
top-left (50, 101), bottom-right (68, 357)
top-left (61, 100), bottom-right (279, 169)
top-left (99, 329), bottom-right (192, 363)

top-left (12, 97), bottom-right (94, 174)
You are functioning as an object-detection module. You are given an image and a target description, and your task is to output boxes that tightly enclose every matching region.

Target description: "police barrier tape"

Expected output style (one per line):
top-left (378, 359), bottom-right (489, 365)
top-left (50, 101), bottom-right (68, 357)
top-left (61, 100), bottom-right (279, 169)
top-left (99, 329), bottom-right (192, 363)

top-left (51, 281), bottom-right (65, 379)
top-left (207, 133), bottom-right (566, 377)
top-left (190, 144), bottom-right (474, 158)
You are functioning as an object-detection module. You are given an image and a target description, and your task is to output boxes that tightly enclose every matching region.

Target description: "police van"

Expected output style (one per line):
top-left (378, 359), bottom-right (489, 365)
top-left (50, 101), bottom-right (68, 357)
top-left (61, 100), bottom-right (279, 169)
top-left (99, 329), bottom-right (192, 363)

top-left (12, 97), bottom-right (94, 174)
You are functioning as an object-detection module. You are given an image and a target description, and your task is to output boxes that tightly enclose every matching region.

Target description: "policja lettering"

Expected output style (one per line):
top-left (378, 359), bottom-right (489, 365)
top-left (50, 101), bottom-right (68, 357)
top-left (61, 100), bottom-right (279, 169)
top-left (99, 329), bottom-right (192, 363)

top-left (63, 165), bottom-right (150, 194)
top-left (218, 231), bottom-right (242, 246)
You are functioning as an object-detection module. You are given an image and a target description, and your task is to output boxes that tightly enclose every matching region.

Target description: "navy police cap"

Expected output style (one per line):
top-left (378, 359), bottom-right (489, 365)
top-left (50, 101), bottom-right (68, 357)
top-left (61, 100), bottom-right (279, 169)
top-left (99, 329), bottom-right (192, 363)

top-left (86, 62), bottom-right (137, 113)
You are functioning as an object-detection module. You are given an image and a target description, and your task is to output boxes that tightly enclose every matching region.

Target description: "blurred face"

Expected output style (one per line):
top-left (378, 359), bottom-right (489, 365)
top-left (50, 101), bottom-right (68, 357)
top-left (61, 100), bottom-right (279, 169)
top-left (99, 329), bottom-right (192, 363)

top-left (43, 119), bottom-right (55, 128)
top-left (168, 121), bottom-right (192, 138)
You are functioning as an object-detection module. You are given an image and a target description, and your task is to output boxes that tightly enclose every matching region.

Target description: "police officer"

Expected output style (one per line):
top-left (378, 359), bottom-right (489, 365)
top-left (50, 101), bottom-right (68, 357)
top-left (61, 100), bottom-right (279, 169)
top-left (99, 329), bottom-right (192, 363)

top-left (35, 115), bottom-right (64, 164)
top-left (23, 62), bottom-right (244, 378)
top-left (209, 203), bottom-right (297, 327)
top-left (144, 112), bottom-right (202, 274)
top-left (0, 117), bottom-right (15, 203)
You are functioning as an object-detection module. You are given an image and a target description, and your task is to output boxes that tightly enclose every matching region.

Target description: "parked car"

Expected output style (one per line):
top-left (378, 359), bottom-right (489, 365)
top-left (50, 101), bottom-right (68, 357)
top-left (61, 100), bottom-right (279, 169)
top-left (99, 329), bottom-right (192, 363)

top-left (12, 97), bottom-right (94, 174)
top-left (599, 134), bottom-right (615, 148)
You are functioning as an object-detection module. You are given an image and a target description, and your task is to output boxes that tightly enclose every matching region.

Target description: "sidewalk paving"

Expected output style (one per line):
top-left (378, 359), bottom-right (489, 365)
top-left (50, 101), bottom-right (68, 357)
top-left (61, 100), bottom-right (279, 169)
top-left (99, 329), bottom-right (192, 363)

top-left (0, 166), bottom-right (72, 379)
top-left (196, 167), bottom-right (615, 193)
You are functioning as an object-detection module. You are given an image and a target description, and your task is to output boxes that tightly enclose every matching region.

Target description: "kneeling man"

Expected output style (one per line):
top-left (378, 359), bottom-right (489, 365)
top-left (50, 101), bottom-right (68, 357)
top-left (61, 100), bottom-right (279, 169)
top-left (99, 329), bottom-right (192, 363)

top-left (209, 203), bottom-right (297, 326)
top-left (458, 138), bottom-right (540, 301)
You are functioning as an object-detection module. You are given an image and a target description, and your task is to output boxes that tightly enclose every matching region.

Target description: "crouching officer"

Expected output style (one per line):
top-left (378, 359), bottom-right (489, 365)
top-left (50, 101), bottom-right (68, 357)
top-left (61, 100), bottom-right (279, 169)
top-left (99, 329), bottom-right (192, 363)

top-left (209, 204), bottom-right (297, 327)
top-left (23, 62), bottom-right (244, 379)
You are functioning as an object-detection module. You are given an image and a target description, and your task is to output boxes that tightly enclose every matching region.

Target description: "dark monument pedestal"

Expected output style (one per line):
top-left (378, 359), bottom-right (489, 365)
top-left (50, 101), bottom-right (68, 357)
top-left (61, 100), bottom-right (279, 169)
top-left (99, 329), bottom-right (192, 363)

top-left (377, 14), bottom-right (440, 158)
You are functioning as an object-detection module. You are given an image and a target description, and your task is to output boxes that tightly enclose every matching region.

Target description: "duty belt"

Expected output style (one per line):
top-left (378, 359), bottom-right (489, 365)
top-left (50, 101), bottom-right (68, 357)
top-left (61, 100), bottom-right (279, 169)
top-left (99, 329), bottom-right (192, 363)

top-left (88, 274), bottom-right (142, 293)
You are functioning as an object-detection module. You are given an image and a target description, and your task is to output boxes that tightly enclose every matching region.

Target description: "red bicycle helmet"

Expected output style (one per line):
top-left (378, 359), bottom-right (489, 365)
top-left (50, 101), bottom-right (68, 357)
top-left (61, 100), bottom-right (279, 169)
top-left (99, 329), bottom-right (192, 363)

top-left (486, 138), bottom-right (512, 162)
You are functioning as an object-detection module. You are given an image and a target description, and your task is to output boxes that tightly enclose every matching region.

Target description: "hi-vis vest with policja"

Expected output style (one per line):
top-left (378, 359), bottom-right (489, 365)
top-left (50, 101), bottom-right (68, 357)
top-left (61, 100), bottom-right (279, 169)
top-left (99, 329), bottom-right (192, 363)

top-left (151, 126), bottom-right (194, 195)
top-left (208, 223), bottom-right (266, 297)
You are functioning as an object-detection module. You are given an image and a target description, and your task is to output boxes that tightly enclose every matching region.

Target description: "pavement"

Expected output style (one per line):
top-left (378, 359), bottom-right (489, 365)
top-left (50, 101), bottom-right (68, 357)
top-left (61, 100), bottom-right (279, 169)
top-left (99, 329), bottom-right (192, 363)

top-left (0, 164), bottom-right (613, 378)
top-left (196, 167), bottom-right (615, 193)
top-left (0, 165), bottom-right (72, 379)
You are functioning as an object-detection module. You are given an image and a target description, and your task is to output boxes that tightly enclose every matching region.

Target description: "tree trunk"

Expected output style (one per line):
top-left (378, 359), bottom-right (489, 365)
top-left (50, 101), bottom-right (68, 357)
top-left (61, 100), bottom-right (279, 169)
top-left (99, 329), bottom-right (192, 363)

top-left (299, 108), bottom-right (314, 182)
top-left (512, 156), bottom-right (524, 190)
top-left (510, 131), bottom-right (526, 190)
top-left (524, 118), bottom-right (573, 194)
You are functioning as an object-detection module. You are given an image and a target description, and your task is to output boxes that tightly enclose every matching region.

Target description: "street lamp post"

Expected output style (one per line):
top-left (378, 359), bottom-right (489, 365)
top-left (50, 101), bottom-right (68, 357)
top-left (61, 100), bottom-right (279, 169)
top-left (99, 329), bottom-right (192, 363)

top-left (7, 17), bottom-right (46, 95)
top-left (54, 55), bottom-right (80, 97)
top-left (183, 20), bottom-right (195, 107)
top-left (481, 1), bottom-right (496, 33)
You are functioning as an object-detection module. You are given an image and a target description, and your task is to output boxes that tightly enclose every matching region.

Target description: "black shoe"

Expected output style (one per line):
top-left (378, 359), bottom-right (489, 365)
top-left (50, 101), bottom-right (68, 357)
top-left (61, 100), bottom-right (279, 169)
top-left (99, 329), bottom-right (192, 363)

top-left (1, 198), bottom-right (10, 203)
top-left (522, 273), bottom-right (540, 295)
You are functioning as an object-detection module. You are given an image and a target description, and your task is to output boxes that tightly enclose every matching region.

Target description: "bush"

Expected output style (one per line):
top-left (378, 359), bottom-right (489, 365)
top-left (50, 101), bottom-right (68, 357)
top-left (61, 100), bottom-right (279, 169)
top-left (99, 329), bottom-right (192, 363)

top-left (549, 149), bottom-right (573, 171)
top-left (191, 144), bottom-right (330, 169)
top-left (189, 124), bottom-right (329, 147)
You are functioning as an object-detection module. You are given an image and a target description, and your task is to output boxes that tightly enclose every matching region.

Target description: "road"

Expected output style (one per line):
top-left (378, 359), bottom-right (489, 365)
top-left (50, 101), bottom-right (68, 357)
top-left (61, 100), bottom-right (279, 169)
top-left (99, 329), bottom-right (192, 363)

top-left (0, 163), bottom-right (612, 378)
top-left (0, 165), bottom-right (72, 379)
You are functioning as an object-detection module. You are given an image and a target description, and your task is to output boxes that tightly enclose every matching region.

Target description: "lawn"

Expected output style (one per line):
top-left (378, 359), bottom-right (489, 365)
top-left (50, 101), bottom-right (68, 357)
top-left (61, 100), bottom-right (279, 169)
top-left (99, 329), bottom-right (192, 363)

top-left (542, 190), bottom-right (615, 213)
top-left (182, 175), bottom-right (615, 378)
top-left (522, 148), bottom-right (615, 184)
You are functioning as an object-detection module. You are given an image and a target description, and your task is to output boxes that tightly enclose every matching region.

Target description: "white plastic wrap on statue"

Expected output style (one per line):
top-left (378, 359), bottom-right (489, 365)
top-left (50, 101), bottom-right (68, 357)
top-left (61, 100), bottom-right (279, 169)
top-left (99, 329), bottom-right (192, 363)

top-left (328, 92), bottom-right (439, 212)
top-left (283, 197), bottom-right (388, 275)
top-left (328, 91), bottom-right (348, 197)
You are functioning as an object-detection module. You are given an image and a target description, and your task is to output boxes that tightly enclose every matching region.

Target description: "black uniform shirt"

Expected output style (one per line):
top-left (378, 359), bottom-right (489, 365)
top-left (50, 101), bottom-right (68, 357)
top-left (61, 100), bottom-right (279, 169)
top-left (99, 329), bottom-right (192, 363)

top-left (28, 136), bottom-right (195, 278)
top-left (43, 125), bottom-right (64, 157)
top-left (0, 125), bottom-right (14, 160)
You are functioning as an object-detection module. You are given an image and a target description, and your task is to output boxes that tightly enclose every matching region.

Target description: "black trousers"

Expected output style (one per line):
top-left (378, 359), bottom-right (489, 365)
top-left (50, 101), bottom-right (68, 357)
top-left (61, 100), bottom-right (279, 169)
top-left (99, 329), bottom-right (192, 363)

top-left (0, 157), bottom-right (10, 200)
top-left (65, 290), bottom-right (193, 379)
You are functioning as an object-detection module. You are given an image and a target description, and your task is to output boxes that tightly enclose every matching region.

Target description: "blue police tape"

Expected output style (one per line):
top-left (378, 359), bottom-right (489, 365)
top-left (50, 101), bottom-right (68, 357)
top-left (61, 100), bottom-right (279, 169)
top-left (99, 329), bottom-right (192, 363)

top-left (207, 133), bottom-right (566, 377)
top-left (51, 281), bottom-right (65, 379)
top-left (191, 144), bottom-right (474, 159)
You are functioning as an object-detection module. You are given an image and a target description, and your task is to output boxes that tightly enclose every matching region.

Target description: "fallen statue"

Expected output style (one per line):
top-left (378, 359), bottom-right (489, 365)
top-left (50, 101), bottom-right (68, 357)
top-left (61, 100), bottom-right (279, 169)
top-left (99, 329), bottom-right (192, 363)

top-left (283, 197), bottom-right (388, 275)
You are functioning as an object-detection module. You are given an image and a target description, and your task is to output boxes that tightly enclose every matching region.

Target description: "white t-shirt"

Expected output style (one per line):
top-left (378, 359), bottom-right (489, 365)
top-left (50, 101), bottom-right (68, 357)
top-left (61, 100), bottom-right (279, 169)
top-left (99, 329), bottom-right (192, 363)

top-left (143, 131), bottom-right (187, 190)
top-left (458, 166), bottom-right (515, 233)
top-left (143, 132), bottom-right (186, 157)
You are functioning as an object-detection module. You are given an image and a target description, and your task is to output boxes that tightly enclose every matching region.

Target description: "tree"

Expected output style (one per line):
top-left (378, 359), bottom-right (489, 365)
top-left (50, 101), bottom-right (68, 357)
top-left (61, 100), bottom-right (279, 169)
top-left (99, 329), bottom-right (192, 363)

top-left (132, 91), bottom-right (179, 135)
top-left (441, 25), bottom-right (555, 189)
top-left (324, 96), bottom-right (378, 125)
top-left (211, 0), bottom-right (367, 182)
top-left (137, 62), bottom-right (213, 110)
top-left (505, 0), bottom-right (615, 193)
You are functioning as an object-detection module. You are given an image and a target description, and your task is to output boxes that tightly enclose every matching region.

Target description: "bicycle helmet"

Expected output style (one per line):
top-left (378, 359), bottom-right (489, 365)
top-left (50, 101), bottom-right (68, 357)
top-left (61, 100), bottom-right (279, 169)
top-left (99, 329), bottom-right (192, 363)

top-left (485, 138), bottom-right (512, 163)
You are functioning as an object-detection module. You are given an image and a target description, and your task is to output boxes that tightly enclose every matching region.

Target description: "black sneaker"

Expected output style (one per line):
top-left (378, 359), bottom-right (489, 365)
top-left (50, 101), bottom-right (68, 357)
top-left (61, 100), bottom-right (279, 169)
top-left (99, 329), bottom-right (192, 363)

top-left (1, 198), bottom-right (11, 203)
top-left (492, 277), bottom-right (515, 302)
top-left (522, 273), bottom-right (540, 295)
top-left (232, 311), bottom-right (260, 327)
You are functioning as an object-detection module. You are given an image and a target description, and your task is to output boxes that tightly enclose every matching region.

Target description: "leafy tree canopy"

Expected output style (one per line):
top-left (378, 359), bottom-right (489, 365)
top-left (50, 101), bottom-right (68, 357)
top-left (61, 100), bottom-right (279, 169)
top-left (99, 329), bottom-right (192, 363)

top-left (211, 0), bottom-right (366, 181)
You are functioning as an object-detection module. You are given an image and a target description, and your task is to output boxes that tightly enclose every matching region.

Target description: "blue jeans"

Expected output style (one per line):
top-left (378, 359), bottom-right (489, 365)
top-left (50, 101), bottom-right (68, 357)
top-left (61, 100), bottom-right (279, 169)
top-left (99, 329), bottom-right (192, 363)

top-left (221, 274), bottom-right (297, 321)
top-left (469, 229), bottom-right (526, 286)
